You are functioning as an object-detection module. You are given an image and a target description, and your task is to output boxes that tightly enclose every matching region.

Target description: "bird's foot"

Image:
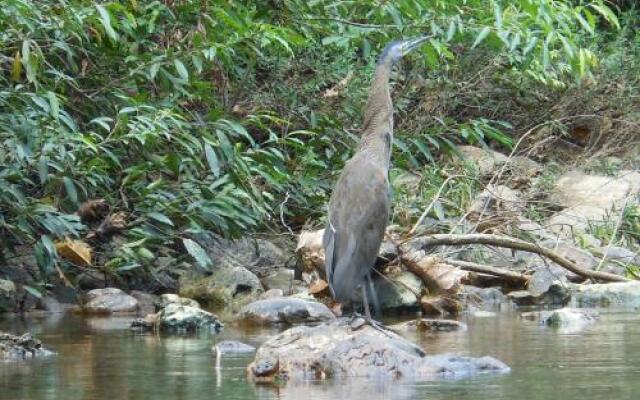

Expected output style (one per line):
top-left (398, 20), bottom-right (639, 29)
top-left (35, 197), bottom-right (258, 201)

top-left (349, 313), bottom-right (396, 337)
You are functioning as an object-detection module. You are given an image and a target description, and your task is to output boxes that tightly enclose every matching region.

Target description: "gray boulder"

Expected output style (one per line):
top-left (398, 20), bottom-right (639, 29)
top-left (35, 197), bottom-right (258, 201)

top-left (0, 279), bottom-right (18, 313)
top-left (467, 185), bottom-right (524, 220)
top-left (130, 290), bottom-right (158, 316)
top-left (527, 269), bottom-right (570, 302)
top-left (83, 288), bottom-right (138, 314)
top-left (260, 269), bottom-right (295, 293)
top-left (159, 293), bottom-right (199, 308)
top-left (247, 318), bottom-right (509, 381)
top-left (569, 282), bottom-right (640, 308)
top-left (191, 233), bottom-right (288, 277)
top-left (590, 246), bottom-right (638, 275)
top-left (131, 293), bottom-right (223, 334)
top-left (238, 297), bottom-right (335, 326)
top-left (373, 270), bottom-right (423, 310)
top-left (460, 286), bottom-right (508, 310)
top-left (158, 303), bottom-right (223, 333)
top-left (179, 266), bottom-right (263, 309)
top-left (507, 280), bottom-right (570, 308)
top-left (548, 170), bottom-right (640, 238)
top-left (1, 332), bottom-right (54, 361)
top-left (457, 145), bottom-right (508, 176)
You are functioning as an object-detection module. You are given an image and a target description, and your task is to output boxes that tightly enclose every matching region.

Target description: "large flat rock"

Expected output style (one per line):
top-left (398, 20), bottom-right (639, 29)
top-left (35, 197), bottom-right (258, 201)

top-left (548, 170), bottom-right (640, 238)
top-left (83, 288), bottom-right (138, 314)
top-left (569, 282), bottom-right (640, 308)
top-left (238, 297), bottom-right (335, 325)
top-left (247, 318), bottom-right (509, 381)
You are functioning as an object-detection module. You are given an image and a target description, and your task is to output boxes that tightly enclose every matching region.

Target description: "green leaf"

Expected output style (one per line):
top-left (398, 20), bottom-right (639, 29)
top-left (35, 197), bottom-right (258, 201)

top-left (433, 200), bottom-right (445, 221)
top-left (493, 2), bottom-right (502, 29)
top-left (174, 59), bottom-right (189, 81)
top-left (47, 91), bottom-right (59, 119)
top-left (574, 11), bottom-right (594, 34)
top-left (522, 36), bottom-right (538, 55)
top-left (590, 4), bottom-right (620, 29)
top-left (96, 5), bottom-right (118, 41)
top-left (472, 27), bottom-right (491, 49)
top-left (148, 212), bottom-right (174, 226)
top-left (23, 285), bottom-right (43, 299)
top-left (204, 143), bottom-right (220, 177)
top-left (21, 40), bottom-right (37, 83)
top-left (63, 176), bottom-right (78, 205)
top-left (182, 238), bottom-right (212, 270)
top-left (136, 247), bottom-right (155, 260)
top-left (149, 63), bottom-right (161, 79)
top-left (446, 20), bottom-right (456, 41)
top-left (38, 156), bottom-right (48, 184)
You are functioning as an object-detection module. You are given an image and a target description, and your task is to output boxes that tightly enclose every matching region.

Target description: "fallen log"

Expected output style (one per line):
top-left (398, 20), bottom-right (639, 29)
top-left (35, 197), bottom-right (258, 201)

top-left (405, 234), bottom-right (629, 283)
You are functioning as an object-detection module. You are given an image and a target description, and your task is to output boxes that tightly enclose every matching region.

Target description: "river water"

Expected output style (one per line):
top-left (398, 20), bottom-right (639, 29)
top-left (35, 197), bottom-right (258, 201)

top-left (1, 310), bottom-right (640, 400)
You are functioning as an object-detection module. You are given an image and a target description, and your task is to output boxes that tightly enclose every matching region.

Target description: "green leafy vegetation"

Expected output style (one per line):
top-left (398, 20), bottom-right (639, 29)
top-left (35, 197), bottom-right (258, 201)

top-left (0, 0), bottom-right (626, 280)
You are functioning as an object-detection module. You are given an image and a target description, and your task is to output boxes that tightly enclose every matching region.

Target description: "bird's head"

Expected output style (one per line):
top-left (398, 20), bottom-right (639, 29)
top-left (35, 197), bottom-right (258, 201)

top-left (378, 36), bottom-right (430, 66)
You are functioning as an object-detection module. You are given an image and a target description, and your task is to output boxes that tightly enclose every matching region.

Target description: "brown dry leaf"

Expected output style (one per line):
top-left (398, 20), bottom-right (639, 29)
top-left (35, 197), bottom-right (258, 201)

top-left (76, 199), bottom-right (110, 223)
top-left (308, 279), bottom-right (329, 295)
top-left (321, 71), bottom-right (353, 98)
top-left (96, 211), bottom-right (127, 237)
top-left (55, 239), bottom-right (92, 266)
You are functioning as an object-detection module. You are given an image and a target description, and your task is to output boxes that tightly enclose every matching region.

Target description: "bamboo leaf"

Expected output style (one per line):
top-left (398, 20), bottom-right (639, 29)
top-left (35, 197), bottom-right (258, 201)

top-left (182, 238), bottom-right (211, 270)
top-left (96, 5), bottom-right (118, 41)
top-left (472, 27), bottom-right (491, 49)
top-left (174, 59), bottom-right (189, 81)
top-left (204, 143), bottom-right (221, 177)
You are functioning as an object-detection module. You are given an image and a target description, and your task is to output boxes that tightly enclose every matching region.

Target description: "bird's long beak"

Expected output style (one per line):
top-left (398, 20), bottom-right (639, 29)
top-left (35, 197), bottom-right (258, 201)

top-left (400, 36), bottom-right (430, 55)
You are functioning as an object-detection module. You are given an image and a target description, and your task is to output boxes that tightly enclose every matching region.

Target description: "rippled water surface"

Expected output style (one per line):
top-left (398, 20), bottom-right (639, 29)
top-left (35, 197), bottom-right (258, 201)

top-left (2, 310), bottom-right (640, 400)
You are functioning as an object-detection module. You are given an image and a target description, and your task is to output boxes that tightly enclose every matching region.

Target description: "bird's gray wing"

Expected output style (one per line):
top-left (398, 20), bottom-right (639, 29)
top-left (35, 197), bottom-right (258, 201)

top-left (323, 157), bottom-right (390, 301)
top-left (322, 221), bottom-right (336, 297)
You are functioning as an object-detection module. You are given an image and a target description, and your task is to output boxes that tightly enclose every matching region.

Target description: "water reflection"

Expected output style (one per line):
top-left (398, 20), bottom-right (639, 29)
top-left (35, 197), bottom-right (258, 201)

top-left (1, 311), bottom-right (640, 400)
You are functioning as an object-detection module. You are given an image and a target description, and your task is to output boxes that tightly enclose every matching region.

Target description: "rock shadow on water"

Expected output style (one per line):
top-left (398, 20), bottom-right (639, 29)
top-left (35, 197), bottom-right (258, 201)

top-left (247, 318), bottom-right (509, 383)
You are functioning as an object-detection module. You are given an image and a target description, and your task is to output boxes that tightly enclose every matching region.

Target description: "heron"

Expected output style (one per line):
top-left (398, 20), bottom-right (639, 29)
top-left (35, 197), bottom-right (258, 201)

top-left (323, 37), bottom-right (429, 321)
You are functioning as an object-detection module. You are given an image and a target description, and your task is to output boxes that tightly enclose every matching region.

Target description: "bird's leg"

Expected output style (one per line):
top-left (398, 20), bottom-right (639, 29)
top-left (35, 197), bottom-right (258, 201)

top-left (366, 273), bottom-right (382, 319)
top-left (351, 285), bottom-right (395, 338)
top-left (362, 283), bottom-right (373, 320)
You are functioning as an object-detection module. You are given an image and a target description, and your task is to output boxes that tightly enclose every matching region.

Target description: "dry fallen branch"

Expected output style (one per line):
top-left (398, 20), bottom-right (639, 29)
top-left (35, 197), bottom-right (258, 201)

top-left (407, 234), bottom-right (629, 283)
top-left (442, 258), bottom-right (529, 284)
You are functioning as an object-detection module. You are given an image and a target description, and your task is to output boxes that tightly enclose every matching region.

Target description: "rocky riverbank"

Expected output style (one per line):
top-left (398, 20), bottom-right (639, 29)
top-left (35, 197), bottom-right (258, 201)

top-left (2, 145), bottom-right (640, 382)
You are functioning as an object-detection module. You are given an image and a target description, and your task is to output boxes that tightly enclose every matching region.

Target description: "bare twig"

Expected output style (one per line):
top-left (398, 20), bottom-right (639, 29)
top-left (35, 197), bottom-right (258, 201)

top-left (407, 233), bottom-right (629, 282)
top-left (279, 191), bottom-right (294, 235)
top-left (442, 258), bottom-right (529, 284)
top-left (408, 174), bottom-right (465, 236)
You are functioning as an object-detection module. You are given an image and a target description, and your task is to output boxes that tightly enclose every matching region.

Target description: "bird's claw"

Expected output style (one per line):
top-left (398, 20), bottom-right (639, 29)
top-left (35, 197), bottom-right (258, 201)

top-left (349, 313), bottom-right (395, 338)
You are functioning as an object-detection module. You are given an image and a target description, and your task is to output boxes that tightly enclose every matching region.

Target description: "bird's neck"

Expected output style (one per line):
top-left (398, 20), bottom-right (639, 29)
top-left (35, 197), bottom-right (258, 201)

top-left (358, 62), bottom-right (394, 171)
top-left (362, 63), bottom-right (393, 132)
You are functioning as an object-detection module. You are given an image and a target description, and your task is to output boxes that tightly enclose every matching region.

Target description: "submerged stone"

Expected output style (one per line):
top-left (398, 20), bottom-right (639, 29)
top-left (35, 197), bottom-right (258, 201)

top-left (391, 318), bottom-right (467, 333)
top-left (247, 318), bottom-right (509, 382)
top-left (1, 332), bottom-right (55, 361)
top-left (521, 308), bottom-right (598, 333)
top-left (213, 340), bottom-right (256, 354)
